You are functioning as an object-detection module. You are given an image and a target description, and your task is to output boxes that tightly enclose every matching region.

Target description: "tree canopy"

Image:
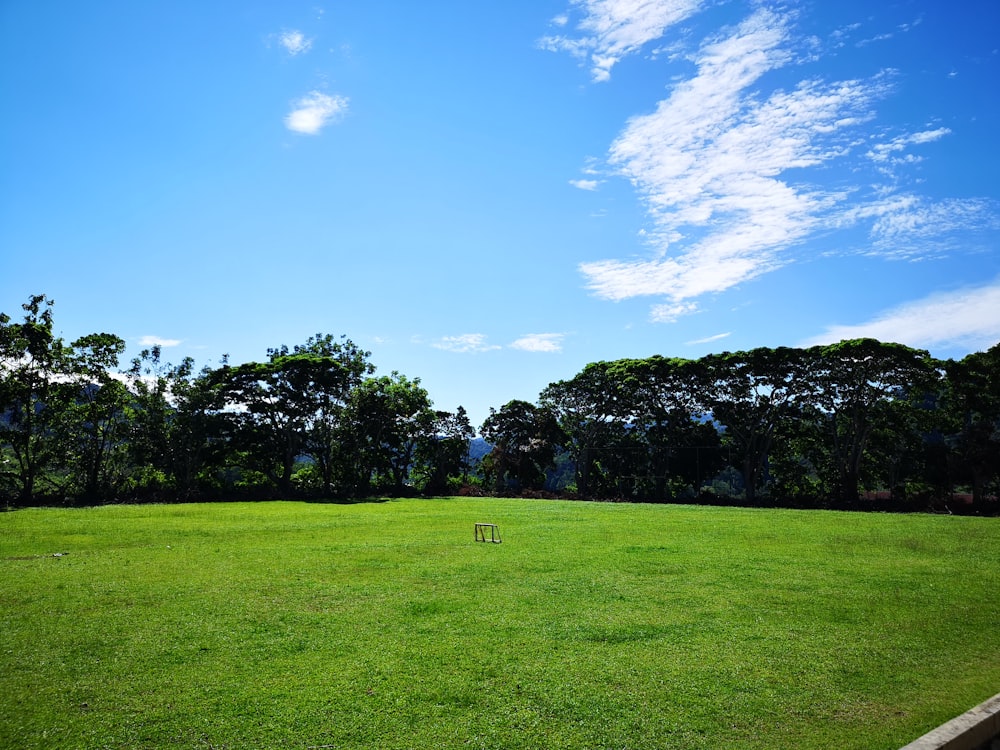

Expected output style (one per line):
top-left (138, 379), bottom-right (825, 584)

top-left (2, 295), bottom-right (997, 512)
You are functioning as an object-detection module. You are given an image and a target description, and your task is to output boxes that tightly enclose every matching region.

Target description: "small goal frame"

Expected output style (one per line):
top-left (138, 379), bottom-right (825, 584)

top-left (474, 523), bottom-right (502, 544)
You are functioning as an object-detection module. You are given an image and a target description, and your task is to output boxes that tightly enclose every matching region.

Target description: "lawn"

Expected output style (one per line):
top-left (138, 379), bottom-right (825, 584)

top-left (1, 498), bottom-right (998, 749)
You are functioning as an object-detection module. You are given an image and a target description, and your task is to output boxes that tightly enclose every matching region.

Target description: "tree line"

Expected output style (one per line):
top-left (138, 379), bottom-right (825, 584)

top-left (1, 295), bottom-right (473, 505)
top-left (485, 340), bottom-right (999, 512)
top-left (2, 294), bottom-right (998, 511)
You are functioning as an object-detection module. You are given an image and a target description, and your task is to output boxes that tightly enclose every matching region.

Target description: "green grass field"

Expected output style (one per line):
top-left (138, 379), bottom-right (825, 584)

top-left (1, 498), bottom-right (998, 749)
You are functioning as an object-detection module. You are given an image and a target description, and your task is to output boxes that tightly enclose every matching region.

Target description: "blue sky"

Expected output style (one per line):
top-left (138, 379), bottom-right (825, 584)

top-left (2, 0), bottom-right (999, 428)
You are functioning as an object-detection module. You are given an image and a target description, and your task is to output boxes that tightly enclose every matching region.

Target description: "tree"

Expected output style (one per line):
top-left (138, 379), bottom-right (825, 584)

top-left (0, 296), bottom-right (133, 504)
top-left (346, 372), bottom-right (435, 496)
top-left (860, 390), bottom-right (941, 506)
top-left (701, 347), bottom-right (812, 503)
top-left (215, 359), bottom-right (303, 495)
top-left (0, 295), bottom-right (76, 503)
top-left (809, 339), bottom-right (938, 504)
top-left (60, 332), bottom-right (129, 501)
top-left (215, 335), bottom-right (372, 496)
top-left (610, 357), bottom-right (712, 500)
top-left (540, 362), bottom-right (625, 497)
top-left (414, 406), bottom-right (475, 495)
top-left (126, 348), bottom-right (228, 500)
top-left (294, 335), bottom-right (373, 496)
top-left (943, 344), bottom-right (1000, 507)
top-left (480, 400), bottom-right (563, 493)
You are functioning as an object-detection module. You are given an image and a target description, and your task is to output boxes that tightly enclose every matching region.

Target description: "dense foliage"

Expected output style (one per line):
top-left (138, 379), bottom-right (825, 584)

top-left (1, 296), bottom-right (472, 504)
top-left (536, 340), bottom-right (999, 511)
top-left (2, 294), bottom-right (998, 511)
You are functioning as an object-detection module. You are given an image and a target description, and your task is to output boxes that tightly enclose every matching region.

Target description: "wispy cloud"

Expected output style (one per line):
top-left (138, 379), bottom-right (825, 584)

top-left (569, 179), bottom-right (601, 191)
top-left (839, 194), bottom-right (1000, 258)
top-left (510, 333), bottom-right (566, 353)
top-left (138, 335), bottom-right (181, 347)
top-left (866, 127), bottom-right (950, 174)
top-left (830, 22), bottom-right (862, 48)
top-left (285, 91), bottom-right (349, 134)
top-left (563, 6), bottom-right (996, 322)
top-left (540, 0), bottom-right (706, 82)
top-left (580, 8), bottom-right (886, 313)
top-left (856, 33), bottom-right (894, 48)
top-left (802, 281), bottom-right (1000, 352)
top-left (432, 334), bottom-right (501, 353)
top-left (278, 29), bottom-right (313, 56)
top-left (649, 300), bottom-right (700, 323)
top-left (686, 332), bottom-right (731, 345)
top-left (856, 17), bottom-right (922, 48)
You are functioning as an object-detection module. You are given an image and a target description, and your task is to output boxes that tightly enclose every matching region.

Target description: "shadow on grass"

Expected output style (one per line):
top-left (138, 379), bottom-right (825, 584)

top-left (303, 496), bottom-right (397, 505)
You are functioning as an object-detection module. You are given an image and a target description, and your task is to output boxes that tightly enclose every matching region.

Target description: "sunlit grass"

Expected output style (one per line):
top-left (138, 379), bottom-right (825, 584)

top-left (2, 499), bottom-right (998, 749)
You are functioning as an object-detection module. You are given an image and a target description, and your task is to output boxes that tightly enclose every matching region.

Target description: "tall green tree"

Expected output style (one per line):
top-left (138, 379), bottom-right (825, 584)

top-left (60, 332), bottom-right (129, 501)
top-left (127, 348), bottom-right (228, 500)
top-left (480, 400), bottom-right (564, 493)
top-left (346, 372), bottom-right (435, 495)
top-left (943, 344), bottom-right (1000, 507)
top-left (294, 335), bottom-right (373, 496)
top-left (414, 406), bottom-right (475, 495)
top-left (215, 359), bottom-right (303, 495)
top-left (809, 339), bottom-right (938, 503)
top-left (611, 356), bottom-right (712, 500)
top-left (701, 347), bottom-right (812, 503)
top-left (0, 295), bottom-right (76, 503)
top-left (540, 362), bottom-right (625, 497)
top-left (216, 335), bottom-right (372, 497)
top-left (860, 391), bottom-right (941, 504)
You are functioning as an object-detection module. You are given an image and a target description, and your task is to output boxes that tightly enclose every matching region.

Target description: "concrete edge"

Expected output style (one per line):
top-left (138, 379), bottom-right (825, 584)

top-left (899, 693), bottom-right (1000, 750)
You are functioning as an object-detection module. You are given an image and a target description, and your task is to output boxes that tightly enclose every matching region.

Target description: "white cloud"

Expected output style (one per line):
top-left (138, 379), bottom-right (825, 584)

top-left (510, 333), bottom-right (565, 353)
top-left (854, 17), bottom-right (921, 48)
top-left (432, 334), bottom-right (501, 353)
top-left (830, 22), bottom-right (862, 47)
top-left (866, 127), bottom-right (950, 172)
top-left (857, 33), bottom-right (894, 48)
top-left (837, 194), bottom-right (1000, 258)
top-left (580, 8), bottom-right (890, 315)
top-left (686, 332), bottom-right (731, 345)
top-left (649, 300), bottom-right (700, 322)
top-left (279, 29), bottom-right (313, 56)
top-left (551, 6), bottom-right (996, 324)
top-left (802, 282), bottom-right (1000, 352)
top-left (541, 0), bottom-right (706, 81)
top-left (138, 335), bottom-right (181, 347)
top-left (285, 91), bottom-right (349, 134)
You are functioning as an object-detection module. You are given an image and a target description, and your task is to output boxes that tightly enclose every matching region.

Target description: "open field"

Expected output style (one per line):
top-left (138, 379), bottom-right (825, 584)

top-left (1, 499), bottom-right (998, 749)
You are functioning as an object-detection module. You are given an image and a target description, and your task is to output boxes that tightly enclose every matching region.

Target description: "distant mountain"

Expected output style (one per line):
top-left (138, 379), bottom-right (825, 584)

top-left (468, 438), bottom-right (492, 463)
